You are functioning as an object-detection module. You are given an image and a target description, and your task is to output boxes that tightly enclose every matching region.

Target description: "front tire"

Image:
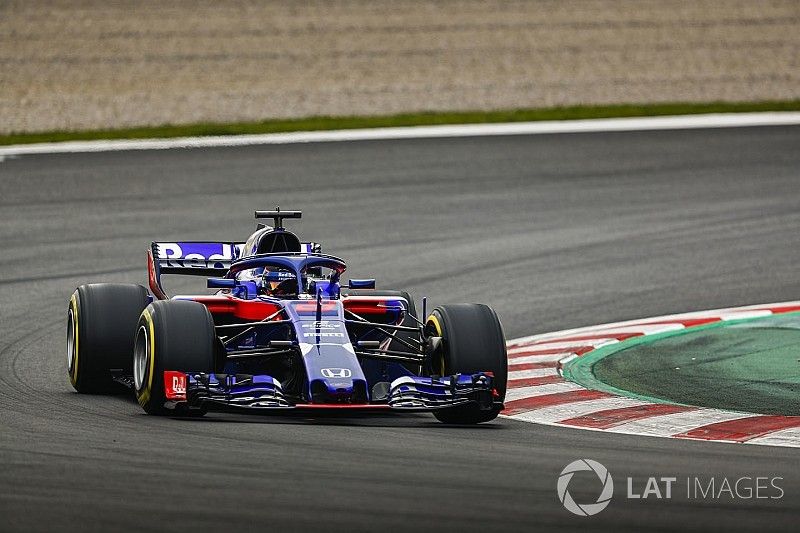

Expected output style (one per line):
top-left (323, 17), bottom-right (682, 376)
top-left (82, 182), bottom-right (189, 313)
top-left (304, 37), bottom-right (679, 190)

top-left (134, 300), bottom-right (216, 415)
top-left (67, 283), bottom-right (149, 393)
top-left (426, 304), bottom-right (507, 424)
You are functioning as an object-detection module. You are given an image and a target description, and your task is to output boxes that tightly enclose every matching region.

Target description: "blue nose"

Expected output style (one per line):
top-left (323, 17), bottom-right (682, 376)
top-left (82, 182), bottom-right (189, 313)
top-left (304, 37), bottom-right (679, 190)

top-left (309, 378), bottom-right (368, 404)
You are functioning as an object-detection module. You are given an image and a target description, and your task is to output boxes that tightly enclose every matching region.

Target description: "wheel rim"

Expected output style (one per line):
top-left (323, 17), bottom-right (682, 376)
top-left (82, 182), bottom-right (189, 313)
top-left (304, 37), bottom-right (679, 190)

top-left (133, 325), bottom-right (149, 391)
top-left (66, 309), bottom-right (76, 373)
top-left (426, 315), bottom-right (446, 376)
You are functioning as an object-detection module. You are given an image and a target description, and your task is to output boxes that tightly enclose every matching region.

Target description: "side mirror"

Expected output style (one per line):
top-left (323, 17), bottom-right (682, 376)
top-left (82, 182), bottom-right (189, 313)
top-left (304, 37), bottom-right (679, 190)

top-left (348, 279), bottom-right (376, 289)
top-left (207, 278), bottom-right (236, 289)
top-left (310, 280), bottom-right (340, 299)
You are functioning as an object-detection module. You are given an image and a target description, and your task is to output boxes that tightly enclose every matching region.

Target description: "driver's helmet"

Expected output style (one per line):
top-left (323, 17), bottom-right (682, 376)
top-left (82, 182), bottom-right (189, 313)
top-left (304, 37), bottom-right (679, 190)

top-left (258, 268), bottom-right (301, 296)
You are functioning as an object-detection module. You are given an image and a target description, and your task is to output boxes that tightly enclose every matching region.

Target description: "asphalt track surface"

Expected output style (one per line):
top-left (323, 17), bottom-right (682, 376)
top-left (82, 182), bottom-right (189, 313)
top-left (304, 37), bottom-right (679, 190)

top-left (1, 126), bottom-right (799, 532)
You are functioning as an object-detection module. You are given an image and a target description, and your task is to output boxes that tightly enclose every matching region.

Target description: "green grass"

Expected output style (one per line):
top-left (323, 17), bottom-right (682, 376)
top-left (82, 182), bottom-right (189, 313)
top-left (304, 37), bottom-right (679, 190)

top-left (3, 100), bottom-right (800, 146)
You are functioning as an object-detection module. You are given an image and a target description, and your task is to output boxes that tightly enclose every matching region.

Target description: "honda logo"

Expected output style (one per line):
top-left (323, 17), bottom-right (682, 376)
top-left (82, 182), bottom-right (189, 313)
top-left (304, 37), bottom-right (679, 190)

top-left (321, 368), bottom-right (352, 378)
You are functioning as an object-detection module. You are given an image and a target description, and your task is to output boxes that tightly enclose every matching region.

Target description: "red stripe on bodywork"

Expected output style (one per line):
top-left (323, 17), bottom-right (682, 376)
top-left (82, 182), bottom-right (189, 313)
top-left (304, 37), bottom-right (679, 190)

top-left (560, 403), bottom-right (697, 429)
top-left (189, 296), bottom-right (283, 320)
top-left (294, 302), bottom-right (338, 314)
top-left (503, 389), bottom-right (612, 415)
top-left (507, 375), bottom-right (564, 388)
top-left (674, 415), bottom-right (800, 443)
top-left (509, 362), bottom-right (558, 371)
top-left (342, 305), bottom-right (395, 315)
top-left (342, 297), bottom-right (404, 317)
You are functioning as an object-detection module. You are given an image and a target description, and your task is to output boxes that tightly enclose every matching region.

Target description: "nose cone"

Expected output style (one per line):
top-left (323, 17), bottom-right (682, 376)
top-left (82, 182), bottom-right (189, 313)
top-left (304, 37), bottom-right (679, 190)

top-left (310, 376), bottom-right (368, 404)
top-left (317, 368), bottom-right (354, 399)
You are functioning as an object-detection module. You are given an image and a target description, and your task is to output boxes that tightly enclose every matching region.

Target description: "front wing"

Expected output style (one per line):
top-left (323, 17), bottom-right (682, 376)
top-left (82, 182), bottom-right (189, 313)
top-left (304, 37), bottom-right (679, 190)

top-left (168, 372), bottom-right (501, 414)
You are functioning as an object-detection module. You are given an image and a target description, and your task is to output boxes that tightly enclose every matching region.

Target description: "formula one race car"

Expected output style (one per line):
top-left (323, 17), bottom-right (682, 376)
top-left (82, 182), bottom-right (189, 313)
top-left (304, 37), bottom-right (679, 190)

top-left (66, 209), bottom-right (507, 423)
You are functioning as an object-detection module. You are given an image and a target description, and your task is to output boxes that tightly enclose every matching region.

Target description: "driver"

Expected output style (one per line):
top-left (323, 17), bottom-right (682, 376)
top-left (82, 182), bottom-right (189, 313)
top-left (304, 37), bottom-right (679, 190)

top-left (258, 269), bottom-right (300, 297)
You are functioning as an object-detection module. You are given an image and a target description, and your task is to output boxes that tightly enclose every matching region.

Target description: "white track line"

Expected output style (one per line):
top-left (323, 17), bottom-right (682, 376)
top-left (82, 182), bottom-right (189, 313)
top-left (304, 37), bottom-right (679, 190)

top-left (508, 338), bottom-right (617, 354)
top-left (506, 300), bottom-right (800, 346)
top-left (504, 382), bottom-right (583, 402)
top-left (611, 408), bottom-right (753, 438)
top-left (507, 397), bottom-right (649, 424)
top-left (509, 353), bottom-right (573, 365)
top-left (508, 368), bottom-right (559, 380)
top-left (748, 427), bottom-right (800, 447)
top-left (504, 301), bottom-right (800, 447)
top-left (574, 324), bottom-right (686, 336)
top-left (2, 112), bottom-right (799, 157)
top-left (713, 310), bottom-right (773, 320)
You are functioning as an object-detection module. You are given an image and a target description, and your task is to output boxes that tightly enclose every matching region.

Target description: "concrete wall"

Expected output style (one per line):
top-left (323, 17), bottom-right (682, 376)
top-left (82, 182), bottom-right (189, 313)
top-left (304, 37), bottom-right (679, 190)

top-left (1, 0), bottom-right (798, 133)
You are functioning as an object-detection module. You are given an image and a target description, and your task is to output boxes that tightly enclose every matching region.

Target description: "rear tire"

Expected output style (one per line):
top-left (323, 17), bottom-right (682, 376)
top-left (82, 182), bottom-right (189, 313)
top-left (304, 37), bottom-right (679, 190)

top-left (426, 304), bottom-right (507, 424)
top-left (67, 283), bottom-right (149, 393)
top-left (134, 300), bottom-right (216, 415)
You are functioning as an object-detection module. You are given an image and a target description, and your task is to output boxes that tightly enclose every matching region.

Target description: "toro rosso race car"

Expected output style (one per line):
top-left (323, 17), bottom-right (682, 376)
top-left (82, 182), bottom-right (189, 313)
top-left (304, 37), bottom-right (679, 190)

top-left (66, 209), bottom-right (507, 423)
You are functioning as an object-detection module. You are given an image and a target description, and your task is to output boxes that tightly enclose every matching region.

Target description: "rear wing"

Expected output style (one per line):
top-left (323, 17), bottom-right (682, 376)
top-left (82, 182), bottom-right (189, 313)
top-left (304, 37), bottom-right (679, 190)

top-left (152, 242), bottom-right (243, 275)
top-left (147, 241), bottom-right (242, 300)
top-left (147, 240), bottom-right (319, 299)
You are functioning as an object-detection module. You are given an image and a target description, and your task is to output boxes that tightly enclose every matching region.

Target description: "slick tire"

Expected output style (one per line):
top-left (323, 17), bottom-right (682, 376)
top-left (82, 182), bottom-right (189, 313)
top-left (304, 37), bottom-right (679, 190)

top-left (67, 283), bottom-right (149, 393)
top-left (133, 300), bottom-right (216, 415)
top-left (426, 304), bottom-right (508, 424)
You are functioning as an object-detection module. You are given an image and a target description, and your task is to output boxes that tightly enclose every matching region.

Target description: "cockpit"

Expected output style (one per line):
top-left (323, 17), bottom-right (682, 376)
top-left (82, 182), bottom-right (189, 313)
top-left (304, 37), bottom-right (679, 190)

top-left (235, 261), bottom-right (340, 299)
top-left (221, 253), bottom-right (346, 301)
